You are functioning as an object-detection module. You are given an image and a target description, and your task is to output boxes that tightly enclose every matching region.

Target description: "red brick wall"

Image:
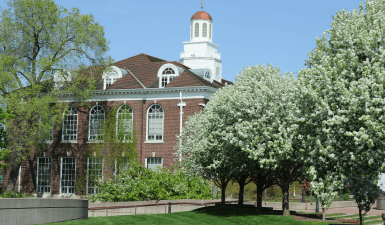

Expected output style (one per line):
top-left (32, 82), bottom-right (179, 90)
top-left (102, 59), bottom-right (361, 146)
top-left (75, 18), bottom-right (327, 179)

top-left (1, 98), bottom-right (206, 195)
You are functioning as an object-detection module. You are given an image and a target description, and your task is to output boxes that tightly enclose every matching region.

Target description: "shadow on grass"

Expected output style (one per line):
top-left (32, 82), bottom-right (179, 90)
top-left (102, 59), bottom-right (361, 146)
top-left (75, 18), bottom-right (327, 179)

top-left (192, 205), bottom-right (268, 218)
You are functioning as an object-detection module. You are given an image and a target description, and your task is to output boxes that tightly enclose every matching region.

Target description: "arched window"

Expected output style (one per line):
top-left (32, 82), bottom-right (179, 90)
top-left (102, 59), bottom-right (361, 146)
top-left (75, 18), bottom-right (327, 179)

top-left (203, 23), bottom-right (207, 37)
top-left (89, 105), bottom-right (105, 141)
top-left (161, 67), bottom-right (176, 87)
top-left (117, 104), bottom-right (133, 141)
top-left (195, 23), bottom-right (199, 37)
top-left (62, 106), bottom-right (78, 141)
top-left (209, 24), bottom-right (212, 39)
top-left (147, 104), bottom-right (164, 141)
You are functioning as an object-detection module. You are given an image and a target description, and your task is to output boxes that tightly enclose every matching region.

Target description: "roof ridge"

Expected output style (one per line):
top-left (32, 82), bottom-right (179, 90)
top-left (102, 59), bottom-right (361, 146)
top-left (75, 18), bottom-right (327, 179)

top-left (141, 53), bottom-right (153, 63)
top-left (125, 67), bottom-right (146, 89)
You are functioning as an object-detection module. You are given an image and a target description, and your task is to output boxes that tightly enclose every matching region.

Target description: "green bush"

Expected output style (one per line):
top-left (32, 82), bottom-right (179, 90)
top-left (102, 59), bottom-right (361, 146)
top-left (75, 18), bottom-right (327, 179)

top-left (0, 191), bottom-right (33, 198)
top-left (87, 162), bottom-right (213, 202)
top-left (341, 193), bottom-right (350, 201)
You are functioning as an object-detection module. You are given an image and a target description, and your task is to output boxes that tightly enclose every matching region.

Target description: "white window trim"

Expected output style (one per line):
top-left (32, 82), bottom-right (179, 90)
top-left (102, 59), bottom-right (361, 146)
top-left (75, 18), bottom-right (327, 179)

top-left (102, 66), bottom-right (123, 90)
top-left (157, 63), bottom-right (180, 88)
top-left (146, 104), bottom-right (164, 141)
top-left (59, 157), bottom-right (77, 195)
top-left (116, 104), bottom-right (134, 141)
top-left (36, 157), bottom-right (52, 194)
top-left (62, 106), bottom-right (78, 142)
top-left (88, 105), bottom-right (105, 141)
top-left (86, 157), bottom-right (104, 195)
top-left (145, 157), bottom-right (163, 171)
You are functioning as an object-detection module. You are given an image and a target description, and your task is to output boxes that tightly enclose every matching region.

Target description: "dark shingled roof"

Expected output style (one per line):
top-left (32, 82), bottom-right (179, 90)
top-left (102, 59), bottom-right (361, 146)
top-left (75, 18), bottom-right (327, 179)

top-left (107, 53), bottom-right (224, 90)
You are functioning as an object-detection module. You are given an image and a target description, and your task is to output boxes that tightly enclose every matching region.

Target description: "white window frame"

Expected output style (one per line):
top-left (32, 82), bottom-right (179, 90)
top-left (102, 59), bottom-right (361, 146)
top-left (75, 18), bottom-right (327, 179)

top-left (116, 104), bottom-right (133, 142)
top-left (209, 24), bottom-right (212, 39)
top-left (157, 63), bottom-right (180, 88)
top-left (145, 157), bottom-right (163, 171)
top-left (215, 66), bottom-right (221, 80)
top-left (203, 23), bottom-right (207, 37)
top-left (195, 23), bottom-right (199, 37)
top-left (60, 157), bottom-right (76, 195)
top-left (40, 115), bottom-right (53, 143)
top-left (62, 106), bottom-right (78, 142)
top-left (88, 105), bottom-right (105, 141)
top-left (36, 157), bottom-right (52, 194)
top-left (146, 104), bottom-right (164, 141)
top-left (86, 157), bottom-right (104, 195)
top-left (114, 157), bottom-right (130, 180)
top-left (102, 66), bottom-right (124, 90)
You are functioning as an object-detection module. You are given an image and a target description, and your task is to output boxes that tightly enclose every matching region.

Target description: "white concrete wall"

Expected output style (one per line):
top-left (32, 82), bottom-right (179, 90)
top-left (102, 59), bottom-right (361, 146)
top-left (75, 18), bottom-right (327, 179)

top-left (0, 198), bottom-right (88, 225)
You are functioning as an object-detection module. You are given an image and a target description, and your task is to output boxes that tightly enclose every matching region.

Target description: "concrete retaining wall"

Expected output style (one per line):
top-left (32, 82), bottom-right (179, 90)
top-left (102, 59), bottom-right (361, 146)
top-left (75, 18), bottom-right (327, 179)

top-left (263, 200), bottom-right (357, 210)
top-left (0, 198), bottom-right (88, 225)
top-left (88, 199), bottom-right (224, 217)
top-left (88, 199), bottom-right (357, 217)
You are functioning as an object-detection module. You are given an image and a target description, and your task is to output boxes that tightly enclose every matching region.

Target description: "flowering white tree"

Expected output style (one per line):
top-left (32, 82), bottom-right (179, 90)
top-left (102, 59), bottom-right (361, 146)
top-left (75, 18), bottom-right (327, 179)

top-left (298, 1), bottom-right (385, 223)
top-left (178, 64), bottom-right (309, 214)
top-left (309, 167), bottom-right (343, 221)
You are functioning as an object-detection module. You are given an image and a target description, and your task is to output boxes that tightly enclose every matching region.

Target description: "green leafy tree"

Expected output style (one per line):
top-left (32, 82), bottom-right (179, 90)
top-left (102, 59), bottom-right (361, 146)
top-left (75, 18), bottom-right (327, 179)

top-left (298, 1), bottom-right (385, 223)
top-left (0, 107), bottom-right (9, 168)
top-left (78, 103), bottom-right (138, 195)
top-left (0, 0), bottom-right (112, 191)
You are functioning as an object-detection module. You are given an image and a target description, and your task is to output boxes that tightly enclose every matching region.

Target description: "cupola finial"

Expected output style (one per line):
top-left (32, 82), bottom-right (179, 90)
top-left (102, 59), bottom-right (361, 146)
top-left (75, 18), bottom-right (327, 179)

top-left (201, 0), bottom-right (203, 11)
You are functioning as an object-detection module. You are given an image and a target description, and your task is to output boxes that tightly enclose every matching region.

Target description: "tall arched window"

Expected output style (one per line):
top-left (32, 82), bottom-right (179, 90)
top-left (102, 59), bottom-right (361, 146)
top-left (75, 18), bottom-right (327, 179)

top-left (203, 23), bottom-right (207, 37)
top-left (62, 106), bottom-right (78, 141)
top-left (209, 24), bottom-right (212, 39)
top-left (147, 104), bottom-right (164, 141)
top-left (89, 105), bottom-right (105, 141)
top-left (195, 23), bottom-right (199, 37)
top-left (117, 104), bottom-right (133, 141)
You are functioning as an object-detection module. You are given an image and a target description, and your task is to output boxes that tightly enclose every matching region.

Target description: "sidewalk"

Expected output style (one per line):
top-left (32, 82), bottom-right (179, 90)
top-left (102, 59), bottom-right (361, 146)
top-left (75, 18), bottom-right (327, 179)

top-left (301, 204), bottom-right (385, 216)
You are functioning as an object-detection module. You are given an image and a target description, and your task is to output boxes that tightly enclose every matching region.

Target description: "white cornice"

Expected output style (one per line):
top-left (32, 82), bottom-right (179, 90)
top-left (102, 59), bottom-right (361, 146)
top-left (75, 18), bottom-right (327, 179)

top-left (182, 41), bottom-right (219, 48)
top-left (59, 86), bottom-right (217, 102)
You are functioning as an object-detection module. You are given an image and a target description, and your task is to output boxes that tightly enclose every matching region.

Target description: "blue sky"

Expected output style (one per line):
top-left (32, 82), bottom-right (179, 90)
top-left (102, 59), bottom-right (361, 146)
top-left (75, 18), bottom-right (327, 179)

top-left (1, 0), bottom-right (364, 81)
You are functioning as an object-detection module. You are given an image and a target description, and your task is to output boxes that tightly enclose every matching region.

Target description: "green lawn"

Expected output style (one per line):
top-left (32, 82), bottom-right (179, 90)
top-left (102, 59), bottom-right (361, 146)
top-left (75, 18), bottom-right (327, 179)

top-left (40, 206), bottom-right (341, 225)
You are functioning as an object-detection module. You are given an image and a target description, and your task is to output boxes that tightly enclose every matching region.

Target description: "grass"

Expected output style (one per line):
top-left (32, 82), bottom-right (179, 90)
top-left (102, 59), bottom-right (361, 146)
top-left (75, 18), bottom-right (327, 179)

top-left (351, 215), bottom-right (382, 221)
top-left (39, 206), bottom-right (341, 225)
top-left (332, 214), bottom-right (360, 219)
top-left (363, 220), bottom-right (385, 225)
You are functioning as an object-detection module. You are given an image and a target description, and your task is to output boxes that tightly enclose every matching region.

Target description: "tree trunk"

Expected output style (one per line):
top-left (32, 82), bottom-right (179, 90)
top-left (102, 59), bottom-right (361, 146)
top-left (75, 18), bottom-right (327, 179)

top-left (221, 183), bottom-right (227, 205)
top-left (359, 206), bottom-right (363, 225)
top-left (282, 185), bottom-right (290, 216)
top-left (322, 207), bottom-right (325, 221)
top-left (6, 164), bottom-right (20, 191)
top-left (238, 181), bottom-right (245, 206)
top-left (257, 187), bottom-right (264, 210)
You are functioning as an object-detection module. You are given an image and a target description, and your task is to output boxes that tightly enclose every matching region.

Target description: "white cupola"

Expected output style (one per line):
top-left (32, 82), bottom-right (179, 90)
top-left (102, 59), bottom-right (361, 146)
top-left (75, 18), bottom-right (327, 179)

top-left (180, 7), bottom-right (223, 83)
top-left (190, 11), bottom-right (213, 43)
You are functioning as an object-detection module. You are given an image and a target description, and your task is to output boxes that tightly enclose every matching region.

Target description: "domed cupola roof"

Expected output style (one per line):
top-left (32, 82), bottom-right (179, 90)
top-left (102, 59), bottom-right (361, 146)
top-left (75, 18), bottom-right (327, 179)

top-left (191, 11), bottom-right (213, 21)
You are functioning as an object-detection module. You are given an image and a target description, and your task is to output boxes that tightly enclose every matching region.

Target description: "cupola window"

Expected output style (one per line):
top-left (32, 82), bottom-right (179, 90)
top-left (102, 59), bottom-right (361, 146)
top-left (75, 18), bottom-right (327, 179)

top-left (195, 23), bottom-right (199, 37)
top-left (209, 24), bottom-right (212, 38)
top-left (203, 23), bottom-right (207, 37)
top-left (161, 68), bottom-right (176, 87)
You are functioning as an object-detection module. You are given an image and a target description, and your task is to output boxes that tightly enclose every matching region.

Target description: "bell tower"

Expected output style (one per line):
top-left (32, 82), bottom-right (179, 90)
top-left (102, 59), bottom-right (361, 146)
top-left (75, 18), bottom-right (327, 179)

top-left (179, 4), bottom-right (222, 82)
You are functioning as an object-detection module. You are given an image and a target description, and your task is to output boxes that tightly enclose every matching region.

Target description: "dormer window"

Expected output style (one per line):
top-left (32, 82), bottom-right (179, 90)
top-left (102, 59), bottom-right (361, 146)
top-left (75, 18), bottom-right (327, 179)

top-left (157, 63), bottom-right (182, 88)
top-left (102, 66), bottom-right (126, 90)
top-left (161, 68), bottom-right (176, 87)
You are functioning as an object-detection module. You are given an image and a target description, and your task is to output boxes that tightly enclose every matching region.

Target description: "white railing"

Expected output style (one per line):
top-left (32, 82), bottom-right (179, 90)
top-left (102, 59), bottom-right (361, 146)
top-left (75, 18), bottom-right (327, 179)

top-left (180, 51), bottom-right (221, 59)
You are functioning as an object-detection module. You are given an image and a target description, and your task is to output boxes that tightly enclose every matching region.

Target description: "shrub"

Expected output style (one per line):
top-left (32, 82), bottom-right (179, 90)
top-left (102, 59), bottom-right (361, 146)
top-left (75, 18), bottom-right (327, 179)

top-left (87, 161), bottom-right (213, 202)
top-left (341, 193), bottom-right (350, 201)
top-left (0, 191), bottom-right (33, 198)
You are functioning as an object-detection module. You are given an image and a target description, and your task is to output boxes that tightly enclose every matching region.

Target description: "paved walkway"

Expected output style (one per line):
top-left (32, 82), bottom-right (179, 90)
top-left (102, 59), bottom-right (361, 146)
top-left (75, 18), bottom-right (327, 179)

top-left (301, 204), bottom-right (385, 217)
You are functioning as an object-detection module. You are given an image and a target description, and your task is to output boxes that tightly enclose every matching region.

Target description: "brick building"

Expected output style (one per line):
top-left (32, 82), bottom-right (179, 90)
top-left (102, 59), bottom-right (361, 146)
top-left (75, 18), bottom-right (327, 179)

top-left (1, 10), bottom-right (232, 196)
